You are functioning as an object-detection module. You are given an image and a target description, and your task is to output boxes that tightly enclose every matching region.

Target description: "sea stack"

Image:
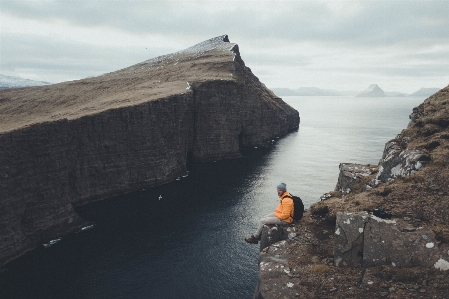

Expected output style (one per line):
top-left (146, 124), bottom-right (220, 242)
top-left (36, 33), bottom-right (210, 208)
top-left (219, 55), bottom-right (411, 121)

top-left (356, 84), bottom-right (386, 97)
top-left (0, 35), bottom-right (299, 266)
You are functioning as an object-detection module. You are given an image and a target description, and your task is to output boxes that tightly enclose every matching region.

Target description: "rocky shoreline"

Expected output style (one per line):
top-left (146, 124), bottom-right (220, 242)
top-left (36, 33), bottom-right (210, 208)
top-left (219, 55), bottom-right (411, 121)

top-left (255, 85), bottom-right (449, 298)
top-left (0, 35), bottom-right (299, 266)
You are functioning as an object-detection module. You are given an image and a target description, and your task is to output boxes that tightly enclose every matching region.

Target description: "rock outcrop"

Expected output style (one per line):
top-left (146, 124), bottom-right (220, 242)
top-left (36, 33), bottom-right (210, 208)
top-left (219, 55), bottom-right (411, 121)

top-left (335, 113), bottom-right (433, 194)
top-left (334, 163), bottom-right (377, 194)
top-left (334, 212), bottom-right (449, 268)
top-left (372, 144), bottom-right (430, 185)
top-left (408, 104), bottom-right (424, 127)
top-left (255, 84), bottom-right (449, 298)
top-left (0, 35), bottom-right (299, 266)
top-left (259, 224), bottom-right (298, 252)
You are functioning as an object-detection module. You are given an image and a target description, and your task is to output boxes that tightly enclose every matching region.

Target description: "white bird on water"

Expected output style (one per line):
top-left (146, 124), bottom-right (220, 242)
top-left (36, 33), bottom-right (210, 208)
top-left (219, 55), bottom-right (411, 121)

top-left (159, 195), bottom-right (162, 200)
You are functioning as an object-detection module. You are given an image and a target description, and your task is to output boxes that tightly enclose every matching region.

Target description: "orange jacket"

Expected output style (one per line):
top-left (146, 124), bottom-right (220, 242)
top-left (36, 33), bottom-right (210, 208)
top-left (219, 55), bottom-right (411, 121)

top-left (274, 191), bottom-right (294, 223)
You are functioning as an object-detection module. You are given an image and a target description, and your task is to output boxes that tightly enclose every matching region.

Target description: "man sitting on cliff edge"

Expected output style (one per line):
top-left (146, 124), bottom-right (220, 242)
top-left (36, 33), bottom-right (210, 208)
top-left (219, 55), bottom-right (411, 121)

top-left (245, 183), bottom-right (294, 244)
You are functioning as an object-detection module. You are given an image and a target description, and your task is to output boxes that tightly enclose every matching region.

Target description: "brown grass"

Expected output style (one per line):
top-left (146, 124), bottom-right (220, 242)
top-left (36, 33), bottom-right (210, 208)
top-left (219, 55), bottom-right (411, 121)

top-left (311, 264), bottom-right (331, 274)
top-left (433, 226), bottom-right (449, 243)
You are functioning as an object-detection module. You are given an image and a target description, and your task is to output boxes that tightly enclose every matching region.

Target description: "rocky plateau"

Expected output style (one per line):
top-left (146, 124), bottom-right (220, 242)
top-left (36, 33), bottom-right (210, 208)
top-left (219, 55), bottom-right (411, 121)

top-left (0, 35), bottom-right (299, 266)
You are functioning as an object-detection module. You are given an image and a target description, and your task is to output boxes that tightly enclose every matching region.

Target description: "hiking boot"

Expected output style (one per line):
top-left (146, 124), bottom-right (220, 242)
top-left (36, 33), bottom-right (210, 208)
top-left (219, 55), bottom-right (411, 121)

top-left (245, 235), bottom-right (259, 244)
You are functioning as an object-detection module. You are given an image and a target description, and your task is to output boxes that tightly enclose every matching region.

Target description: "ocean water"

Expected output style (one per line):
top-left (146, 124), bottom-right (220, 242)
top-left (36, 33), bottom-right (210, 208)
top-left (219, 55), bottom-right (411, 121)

top-left (0, 96), bottom-right (426, 299)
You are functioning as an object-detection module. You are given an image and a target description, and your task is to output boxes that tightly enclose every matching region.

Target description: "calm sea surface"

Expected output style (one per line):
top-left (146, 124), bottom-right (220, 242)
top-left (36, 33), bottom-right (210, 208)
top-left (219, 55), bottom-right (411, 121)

top-left (0, 96), bottom-right (426, 299)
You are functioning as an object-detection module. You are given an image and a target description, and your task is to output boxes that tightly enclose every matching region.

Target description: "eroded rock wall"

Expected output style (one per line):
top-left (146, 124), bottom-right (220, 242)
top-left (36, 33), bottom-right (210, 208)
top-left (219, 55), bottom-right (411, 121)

top-left (0, 94), bottom-right (196, 265)
top-left (0, 35), bottom-right (299, 266)
top-left (192, 80), bottom-right (298, 161)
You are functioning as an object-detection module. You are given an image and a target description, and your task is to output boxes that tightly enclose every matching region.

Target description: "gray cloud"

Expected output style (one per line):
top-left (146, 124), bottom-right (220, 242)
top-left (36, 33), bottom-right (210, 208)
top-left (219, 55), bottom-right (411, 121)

top-left (408, 49), bottom-right (449, 63)
top-left (1, 0), bottom-right (448, 91)
top-left (1, 32), bottom-right (174, 82)
top-left (242, 52), bottom-right (312, 67)
top-left (3, 1), bottom-right (448, 46)
top-left (324, 64), bottom-right (449, 78)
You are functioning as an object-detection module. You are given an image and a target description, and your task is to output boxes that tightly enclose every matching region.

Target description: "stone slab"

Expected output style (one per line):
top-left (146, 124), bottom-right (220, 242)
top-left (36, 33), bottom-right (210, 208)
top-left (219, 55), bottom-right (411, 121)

top-left (334, 212), bottom-right (449, 269)
top-left (259, 224), bottom-right (297, 252)
top-left (334, 212), bottom-right (369, 267)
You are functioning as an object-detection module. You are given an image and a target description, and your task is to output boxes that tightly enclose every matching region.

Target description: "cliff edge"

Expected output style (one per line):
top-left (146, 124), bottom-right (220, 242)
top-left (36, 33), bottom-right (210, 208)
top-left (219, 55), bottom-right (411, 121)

top-left (0, 35), bottom-right (299, 266)
top-left (255, 85), bottom-right (449, 298)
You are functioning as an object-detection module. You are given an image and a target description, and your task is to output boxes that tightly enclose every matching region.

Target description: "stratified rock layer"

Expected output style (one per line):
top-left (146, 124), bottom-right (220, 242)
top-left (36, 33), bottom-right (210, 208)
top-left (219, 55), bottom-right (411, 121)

top-left (0, 35), bottom-right (299, 266)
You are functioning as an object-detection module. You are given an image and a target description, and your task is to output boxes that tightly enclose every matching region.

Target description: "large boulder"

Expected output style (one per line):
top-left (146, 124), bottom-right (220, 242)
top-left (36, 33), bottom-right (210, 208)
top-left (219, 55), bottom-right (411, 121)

top-left (259, 224), bottom-right (298, 252)
top-left (334, 163), bottom-right (376, 194)
top-left (334, 212), bottom-right (369, 267)
top-left (368, 133), bottom-right (430, 186)
top-left (334, 212), bottom-right (449, 269)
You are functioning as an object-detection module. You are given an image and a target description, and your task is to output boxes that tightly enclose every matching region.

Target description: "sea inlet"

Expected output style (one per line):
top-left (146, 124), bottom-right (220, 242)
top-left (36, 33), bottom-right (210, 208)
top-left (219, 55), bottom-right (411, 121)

top-left (0, 96), bottom-right (426, 299)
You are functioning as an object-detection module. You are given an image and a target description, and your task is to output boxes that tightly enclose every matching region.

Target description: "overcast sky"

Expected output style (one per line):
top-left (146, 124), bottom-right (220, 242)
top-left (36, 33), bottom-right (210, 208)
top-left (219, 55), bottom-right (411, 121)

top-left (1, 0), bottom-right (448, 93)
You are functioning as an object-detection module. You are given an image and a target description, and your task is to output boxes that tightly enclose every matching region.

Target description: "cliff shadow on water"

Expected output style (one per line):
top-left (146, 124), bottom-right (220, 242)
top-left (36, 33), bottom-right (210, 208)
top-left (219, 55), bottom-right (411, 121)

top-left (0, 144), bottom-right (286, 299)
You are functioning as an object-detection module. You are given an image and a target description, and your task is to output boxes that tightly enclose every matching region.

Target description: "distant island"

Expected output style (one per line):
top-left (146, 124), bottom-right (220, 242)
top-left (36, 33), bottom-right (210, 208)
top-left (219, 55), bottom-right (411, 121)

top-left (272, 85), bottom-right (441, 98)
top-left (271, 87), bottom-right (359, 97)
top-left (355, 84), bottom-right (386, 97)
top-left (410, 87), bottom-right (442, 97)
top-left (2, 74), bottom-right (441, 99)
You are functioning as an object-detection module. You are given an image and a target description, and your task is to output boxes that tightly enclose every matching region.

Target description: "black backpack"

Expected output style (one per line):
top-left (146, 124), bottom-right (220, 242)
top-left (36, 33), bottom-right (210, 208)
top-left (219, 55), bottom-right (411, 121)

top-left (284, 194), bottom-right (304, 221)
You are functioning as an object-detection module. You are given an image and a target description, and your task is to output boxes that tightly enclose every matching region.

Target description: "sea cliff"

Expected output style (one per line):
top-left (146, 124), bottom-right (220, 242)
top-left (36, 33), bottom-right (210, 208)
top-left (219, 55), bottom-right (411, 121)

top-left (0, 35), bottom-right (299, 266)
top-left (255, 85), bottom-right (449, 298)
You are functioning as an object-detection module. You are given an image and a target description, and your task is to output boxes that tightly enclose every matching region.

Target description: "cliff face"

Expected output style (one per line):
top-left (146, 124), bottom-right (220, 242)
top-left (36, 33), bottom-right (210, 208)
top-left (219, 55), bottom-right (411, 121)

top-left (0, 35), bottom-right (299, 266)
top-left (255, 85), bottom-right (449, 298)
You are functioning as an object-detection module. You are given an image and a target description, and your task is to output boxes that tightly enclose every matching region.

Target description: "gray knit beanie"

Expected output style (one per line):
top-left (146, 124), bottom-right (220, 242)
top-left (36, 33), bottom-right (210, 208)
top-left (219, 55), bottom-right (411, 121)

top-left (277, 183), bottom-right (287, 191)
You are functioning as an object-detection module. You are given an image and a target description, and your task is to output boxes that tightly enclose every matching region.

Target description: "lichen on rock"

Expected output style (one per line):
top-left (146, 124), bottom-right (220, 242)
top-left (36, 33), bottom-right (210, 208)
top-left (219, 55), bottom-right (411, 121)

top-left (370, 134), bottom-right (430, 185)
top-left (255, 85), bottom-right (449, 298)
